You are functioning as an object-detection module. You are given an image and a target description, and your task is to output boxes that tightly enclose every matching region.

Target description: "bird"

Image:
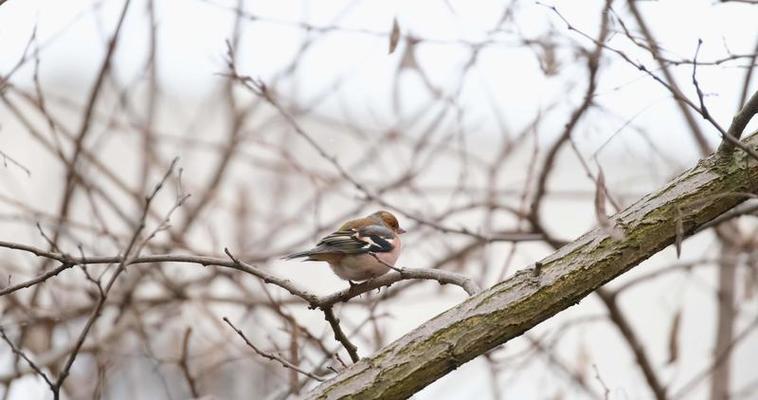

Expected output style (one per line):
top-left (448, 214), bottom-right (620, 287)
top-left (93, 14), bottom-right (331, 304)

top-left (283, 210), bottom-right (406, 282)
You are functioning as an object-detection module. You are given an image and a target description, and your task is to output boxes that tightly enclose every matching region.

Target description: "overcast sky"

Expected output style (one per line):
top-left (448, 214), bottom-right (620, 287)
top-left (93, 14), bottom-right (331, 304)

top-left (1, 1), bottom-right (757, 399)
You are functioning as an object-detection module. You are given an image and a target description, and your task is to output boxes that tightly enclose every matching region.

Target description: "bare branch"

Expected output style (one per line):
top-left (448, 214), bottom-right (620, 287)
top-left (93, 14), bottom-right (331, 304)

top-left (223, 317), bottom-right (327, 382)
top-left (0, 327), bottom-right (55, 390)
top-left (321, 307), bottom-right (360, 363)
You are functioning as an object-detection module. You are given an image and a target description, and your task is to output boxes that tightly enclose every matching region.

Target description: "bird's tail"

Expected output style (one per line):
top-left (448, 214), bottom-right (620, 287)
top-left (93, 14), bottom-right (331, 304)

top-left (281, 250), bottom-right (313, 260)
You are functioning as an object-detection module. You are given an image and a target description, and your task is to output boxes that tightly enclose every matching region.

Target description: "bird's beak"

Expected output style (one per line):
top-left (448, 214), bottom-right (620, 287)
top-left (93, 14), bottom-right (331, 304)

top-left (397, 227), bottom-right (406, 234)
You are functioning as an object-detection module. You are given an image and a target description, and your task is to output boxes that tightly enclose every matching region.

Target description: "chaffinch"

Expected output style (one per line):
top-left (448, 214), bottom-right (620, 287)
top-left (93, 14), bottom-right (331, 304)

top-left (283, 210), bottom-right (406, 281)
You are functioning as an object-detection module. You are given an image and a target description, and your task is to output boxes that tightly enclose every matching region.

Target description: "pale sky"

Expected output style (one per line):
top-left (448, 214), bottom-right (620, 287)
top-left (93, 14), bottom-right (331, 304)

top-left (1, 1), bottom-right (757, 399)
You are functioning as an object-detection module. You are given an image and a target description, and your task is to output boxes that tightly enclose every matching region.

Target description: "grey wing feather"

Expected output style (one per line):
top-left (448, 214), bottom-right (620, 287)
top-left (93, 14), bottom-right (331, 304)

top-left (283, 225), bottom-right (396, 259)
top-left (312, 230), bottom-right (371, 254)
top-left (281, 231), bottom-right (363, 259)
top-left (356, 224), bottom-right (394, 238)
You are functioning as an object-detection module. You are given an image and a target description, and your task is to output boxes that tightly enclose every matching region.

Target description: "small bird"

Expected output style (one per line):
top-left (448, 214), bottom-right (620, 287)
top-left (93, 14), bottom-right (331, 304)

top-left (283, 210), bottom-right (406, 282)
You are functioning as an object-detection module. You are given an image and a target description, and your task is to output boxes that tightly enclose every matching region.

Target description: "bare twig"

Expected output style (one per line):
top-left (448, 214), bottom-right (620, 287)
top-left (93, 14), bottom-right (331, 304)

top-left (226, 71), bottom-right (543, 244)
top-left (321, 307), bottom-right (360, 363)
top-left (593, 364), bottom-right (611, 400)
top-left (223, 317), bottom-right (326, 381)
top-left (596, 289), bottom-right (666, 400)
top-left (52, 156), bottom-right (177, 399)
top-left (368, 253), bottom-right (481, 296)
top-left (691, 39), bottom-right (711, 120)
top-left (673, 316), bottom-right (758, 399)
top-left (0, 148), bottom-right (31, 176)
top-left (177, 328), bottom-right (200, 397)
top-left (530, 0), bottom-right (611, 246)
top-left (541, 2), bottom-right (758, 161)
top-left (625, 0), bottom-right (710, 155)
top-left (0, 242), bottom-right (478, 307)
top-left (0, 327), bottom-right (55, 390)
top-left (719, 89), bottom-right (758, 150)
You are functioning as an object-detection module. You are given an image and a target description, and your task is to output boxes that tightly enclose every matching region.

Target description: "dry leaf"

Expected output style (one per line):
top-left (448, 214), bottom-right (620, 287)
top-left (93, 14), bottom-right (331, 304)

top-left (675, 208), bottom-right (684, 258)
top-left (536, 41), bottom-right (561, 76)
top-left (389, 17), bottom-right (400, 54)
top-left (594, 168), bottom-right (624, 240)
top-left (667, 309), bottom-right (681, 364)
top-left (398, 39), bottom-right (418, 70)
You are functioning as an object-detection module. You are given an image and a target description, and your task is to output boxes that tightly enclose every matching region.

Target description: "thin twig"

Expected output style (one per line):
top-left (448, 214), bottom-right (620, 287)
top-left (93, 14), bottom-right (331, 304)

top-left (719, 89), bottom-right (758, 150)
top-left (691, 39), bottom-right (711, 120)
top-left (0, 148), bottom-right (31, 176)
top-left (225, 69), bottom-right (544, 244)
top-left (222, 317), bottom-right (326, 382)
top-left (368, 253), bottom-right (481, 296)
top-left (321, 307), bottom-right (360, 363)
top-left (673, 316), bottom-right (758, 399)
top-left (541, 2), bottom-right (758, 161)
top-left (596, 289), bottom-right (666, 400)
top-left (177, 327), bottom-right (200, 397)
top-left (52, 156), bottom-right (177, 399)
top-left (0, 327), bottom-right (55, 390)
top-left (593, 364), bottom-right (611, 400)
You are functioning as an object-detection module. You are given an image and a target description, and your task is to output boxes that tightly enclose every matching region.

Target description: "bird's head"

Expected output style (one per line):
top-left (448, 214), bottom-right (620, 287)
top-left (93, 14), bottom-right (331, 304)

top-left (371, 210), bottom-right (406, 234)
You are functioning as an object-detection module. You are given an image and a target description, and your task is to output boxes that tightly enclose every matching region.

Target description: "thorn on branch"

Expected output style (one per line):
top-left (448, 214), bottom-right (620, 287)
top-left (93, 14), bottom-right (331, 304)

top-left (692, 39), bottom-right (711, 120)
top-left (224, 247), bottom-right (241, 264)
top-left (532, 261), bottom-right (543, 277)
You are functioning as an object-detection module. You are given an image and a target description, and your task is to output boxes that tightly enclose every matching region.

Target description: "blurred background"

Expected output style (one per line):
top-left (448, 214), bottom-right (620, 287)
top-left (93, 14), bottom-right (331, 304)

top-left (1, 0), bottom-right (757, 399)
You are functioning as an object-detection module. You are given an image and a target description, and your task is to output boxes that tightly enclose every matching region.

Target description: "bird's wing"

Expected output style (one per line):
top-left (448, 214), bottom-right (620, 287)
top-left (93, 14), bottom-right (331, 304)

top-left (354, 225), bottom-right (395, 253)
top-left (314, 230), bottom-right (368, 254)
top-left (283, 225), bottom-right (397, 259)
top-left (315, 225), bottom-right (396, 254)
top-left (282, 230), bottom-right (366, 259)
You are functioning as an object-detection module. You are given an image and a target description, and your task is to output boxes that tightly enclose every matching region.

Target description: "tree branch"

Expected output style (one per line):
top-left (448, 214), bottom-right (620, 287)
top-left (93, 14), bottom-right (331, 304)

top-left (321, 307), bottom-right (360, 363)
top-left (305, 131), bottom-right (758, 399)
top-left (223, 317), bottom-right (326, 382)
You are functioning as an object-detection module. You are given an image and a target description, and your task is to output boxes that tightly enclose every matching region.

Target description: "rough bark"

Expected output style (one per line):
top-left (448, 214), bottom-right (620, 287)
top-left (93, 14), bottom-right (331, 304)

top-left (307, 131), bottom-right (758, 400)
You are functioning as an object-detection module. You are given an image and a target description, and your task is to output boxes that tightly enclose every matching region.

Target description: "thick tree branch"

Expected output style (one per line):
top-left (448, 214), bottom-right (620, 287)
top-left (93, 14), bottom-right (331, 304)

top-left (306, 131), bottom-right (758, 399)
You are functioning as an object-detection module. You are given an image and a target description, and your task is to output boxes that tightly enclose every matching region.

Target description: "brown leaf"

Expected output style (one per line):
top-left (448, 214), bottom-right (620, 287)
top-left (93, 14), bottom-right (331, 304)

top-left (594, 169), bottom-right (608, 220)
top-left (398, 38), bottom-right (418, 70)
top-left (675, 208), bottom-right (684, 258)
top-left (388, 17), bottom-right (401, 54)
top-left (667, 309), bottom-right (682, 364)
top-left (594, 168), bottom-right (624, 240)
top-left (536, 41), bottom-right (561, 76)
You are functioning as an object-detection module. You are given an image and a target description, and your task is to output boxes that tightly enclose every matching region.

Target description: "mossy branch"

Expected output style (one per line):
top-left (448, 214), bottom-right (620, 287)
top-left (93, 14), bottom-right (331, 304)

top-left (307, 132), bottom-right (758, 400)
